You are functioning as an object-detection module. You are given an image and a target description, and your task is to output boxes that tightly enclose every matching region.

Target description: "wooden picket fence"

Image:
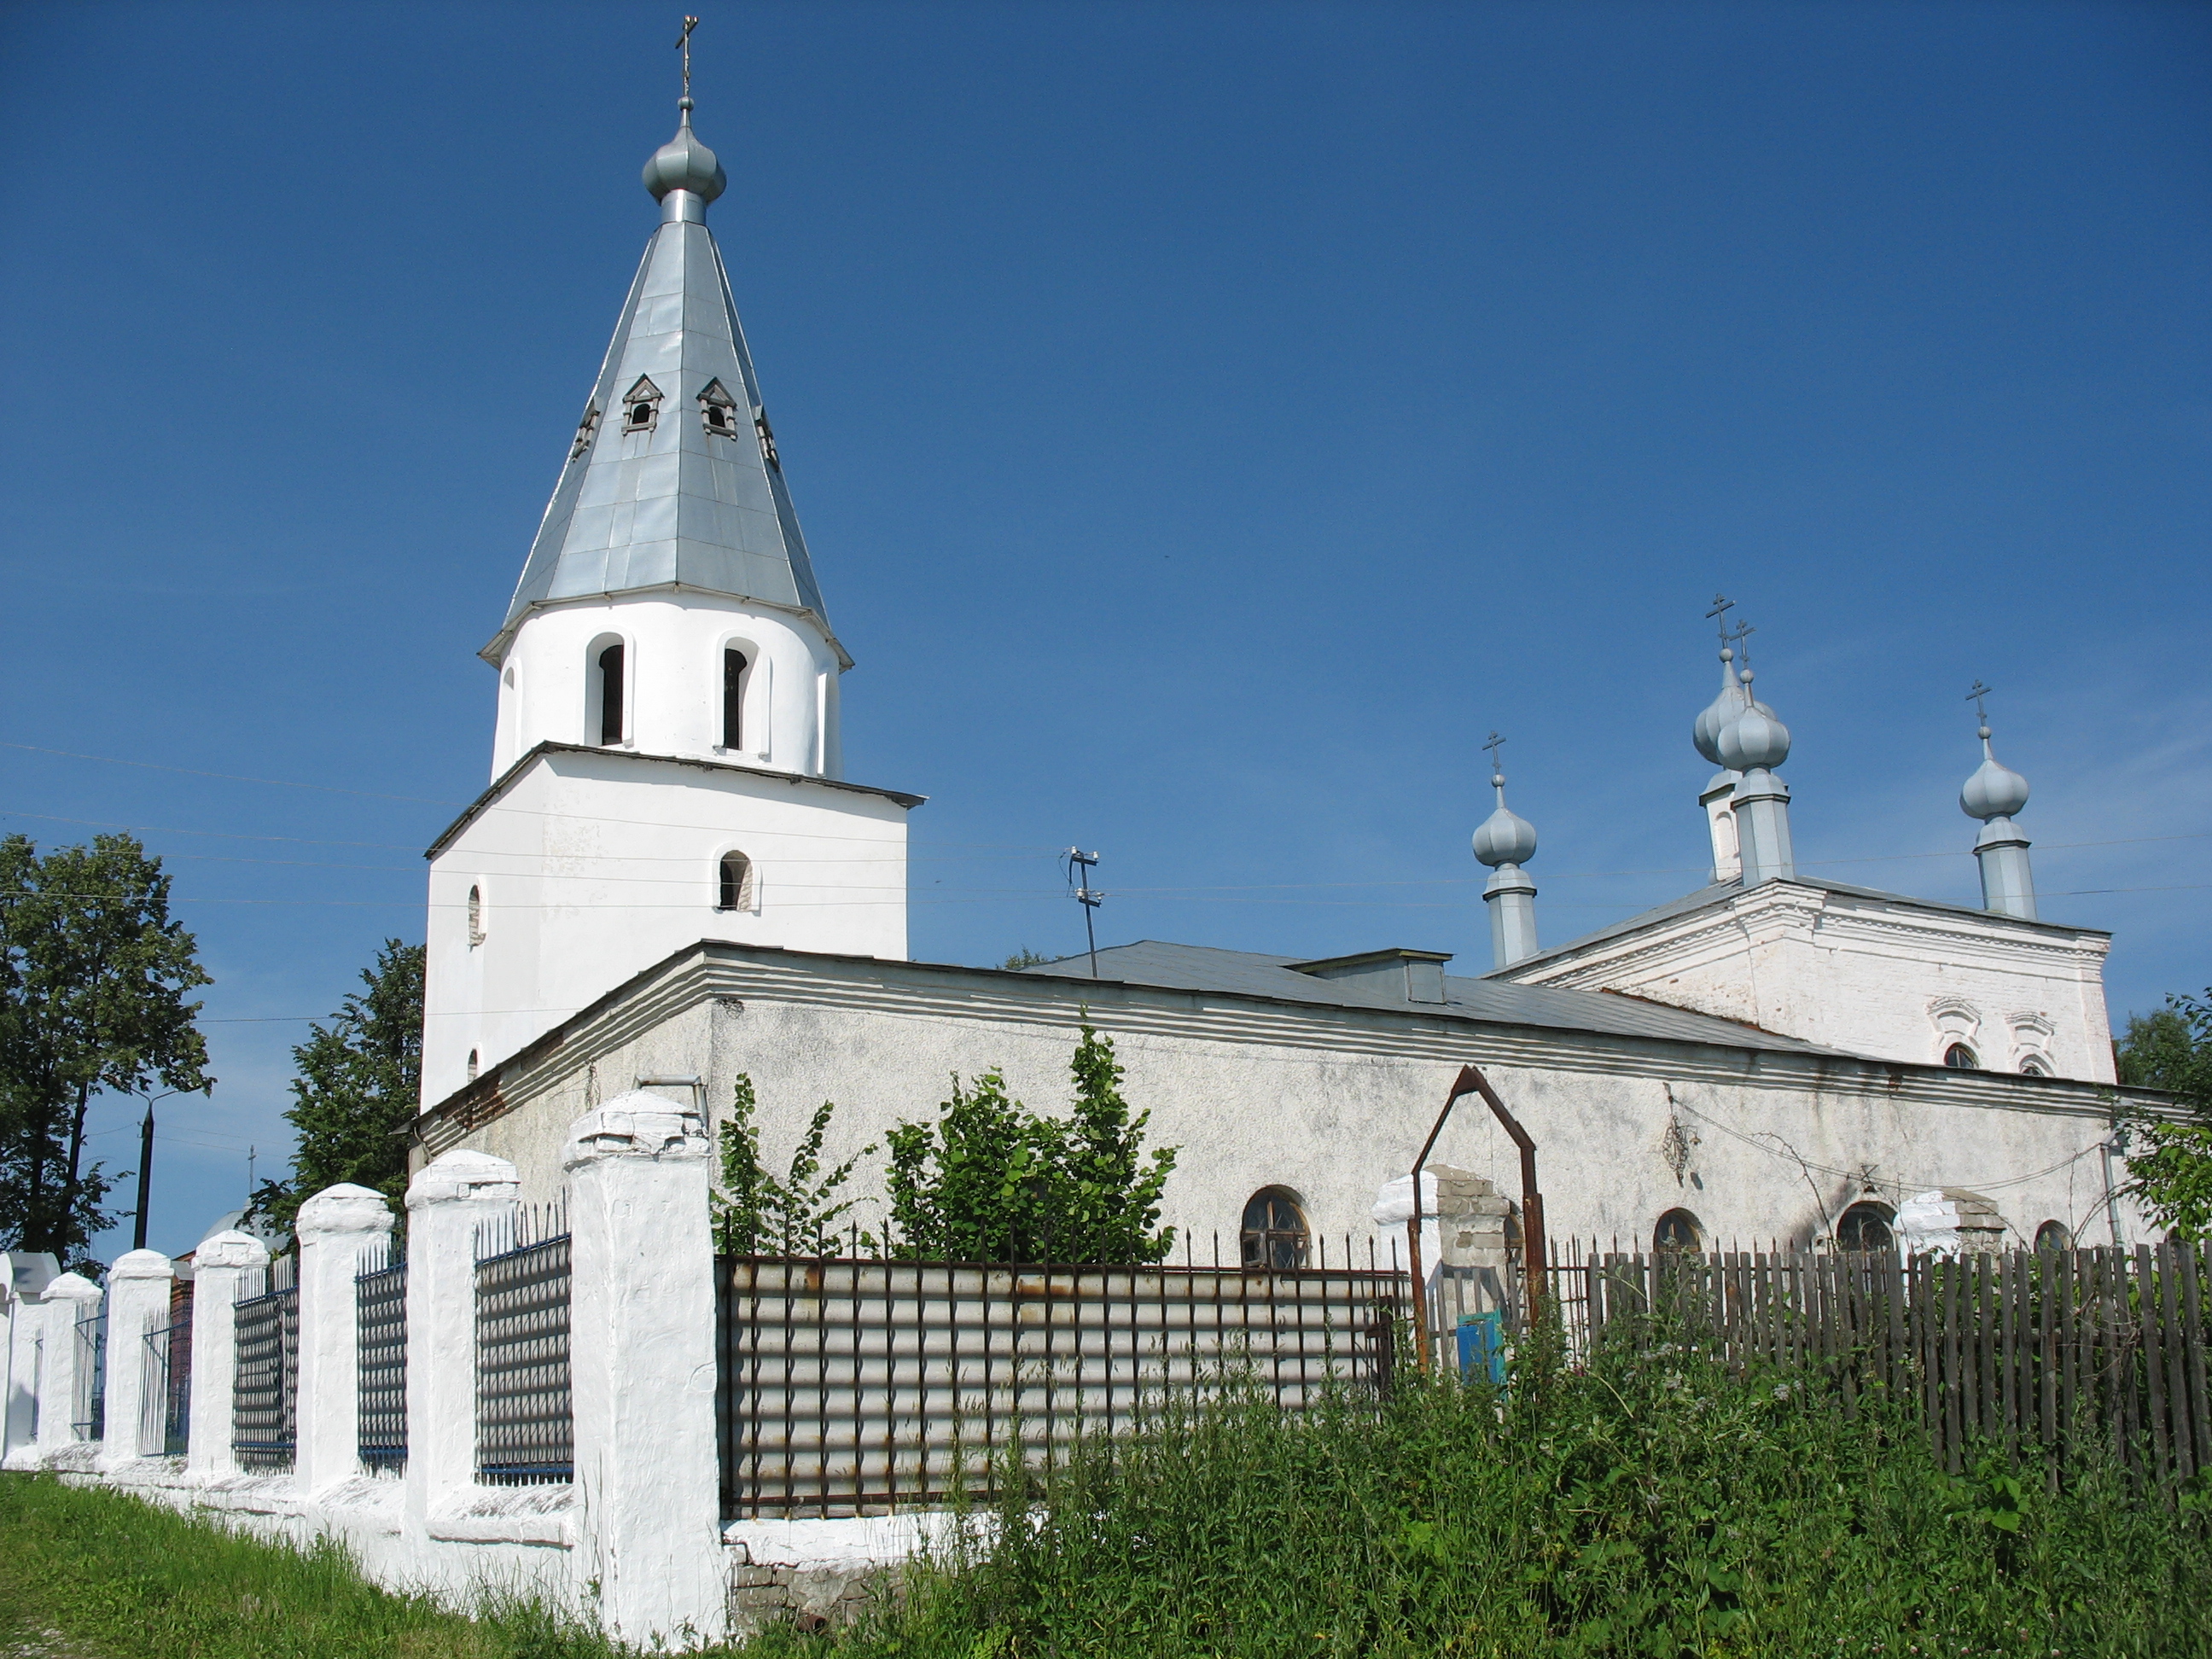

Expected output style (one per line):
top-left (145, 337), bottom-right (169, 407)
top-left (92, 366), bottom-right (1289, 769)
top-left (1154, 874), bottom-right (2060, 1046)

top-left (1551, 1241), bottom-right (2212, 1487)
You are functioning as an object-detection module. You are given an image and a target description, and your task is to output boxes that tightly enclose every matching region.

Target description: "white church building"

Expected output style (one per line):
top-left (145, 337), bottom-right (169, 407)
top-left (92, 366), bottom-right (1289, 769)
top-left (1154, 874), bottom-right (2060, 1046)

top-left (411, 97), bottom-right (2159, 1266)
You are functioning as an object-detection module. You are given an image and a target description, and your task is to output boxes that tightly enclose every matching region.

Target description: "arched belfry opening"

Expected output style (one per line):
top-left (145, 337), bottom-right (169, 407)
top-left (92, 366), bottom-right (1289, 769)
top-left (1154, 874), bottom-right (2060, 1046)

top-left (594, 642), bottom-right (626, 746)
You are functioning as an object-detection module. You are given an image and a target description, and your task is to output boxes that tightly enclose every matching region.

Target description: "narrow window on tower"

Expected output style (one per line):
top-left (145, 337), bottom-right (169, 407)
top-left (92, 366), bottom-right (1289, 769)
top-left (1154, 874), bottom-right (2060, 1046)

top-left (597, 643), bottom-right (626, 745)
top-left (717, 851), bottom-right (755, 913)
top-left (620, 375), bottom-right (662, 434)
top-left (467, 884), bottom-right (485, 947)
top-left (698, 378), bottom-right (740, 439)
top-left (723, 649), bottom-right (748, 749)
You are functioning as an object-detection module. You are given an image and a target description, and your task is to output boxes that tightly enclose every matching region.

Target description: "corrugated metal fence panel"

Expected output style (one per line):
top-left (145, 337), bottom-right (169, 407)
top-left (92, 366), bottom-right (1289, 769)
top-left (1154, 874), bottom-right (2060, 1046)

top-left (357, 1242), bottom-right (406, 1472)
top-left (718, 1257), bottom-right (1409, 1520)
top-left (232, 1255), bottom-right (298, 1469)
top-left (474, 1229), bottom-right (571, 1484)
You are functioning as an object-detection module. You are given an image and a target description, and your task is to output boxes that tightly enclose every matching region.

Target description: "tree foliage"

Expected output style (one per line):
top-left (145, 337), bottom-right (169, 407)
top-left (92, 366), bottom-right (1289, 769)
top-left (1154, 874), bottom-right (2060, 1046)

top-left (249, 940), bottom-right (422, 1232)
top-left (711, 1074), bottom-right (872, 1254)
top-left (2117, 989), bottom-right (2212, 1239)
top-left (885, 1025), bottom-right (1177, 1263)
top-left (0, 834), bottom-right (212, 1265)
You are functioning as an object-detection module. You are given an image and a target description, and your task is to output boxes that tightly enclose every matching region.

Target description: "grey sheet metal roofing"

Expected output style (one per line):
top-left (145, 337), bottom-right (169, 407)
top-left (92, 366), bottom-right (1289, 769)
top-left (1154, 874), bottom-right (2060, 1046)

top-left (485, 119), bottom-right (836, 667)
top-left (1021, 939), bottom-right (1837, 1057)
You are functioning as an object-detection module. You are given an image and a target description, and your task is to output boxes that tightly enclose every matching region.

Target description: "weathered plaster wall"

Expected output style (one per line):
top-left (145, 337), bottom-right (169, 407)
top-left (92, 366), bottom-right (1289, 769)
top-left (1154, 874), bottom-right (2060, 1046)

top-left (428, 946), bottom-right (2155, 1260)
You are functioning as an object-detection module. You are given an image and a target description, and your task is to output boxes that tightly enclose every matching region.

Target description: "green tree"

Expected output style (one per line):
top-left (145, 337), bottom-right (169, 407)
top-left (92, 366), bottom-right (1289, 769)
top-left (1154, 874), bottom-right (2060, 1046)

top-left (0, 835), bottom-right (212, 1265)
top-left (885, 1025), bottom-right (1177, 1263)
top-left (2117, 990), bottom-right (2212, 1238)
top-left (247, 940), bottom-right (422, 1232)
top-left (711, 1074), bottom-right (872, 1254)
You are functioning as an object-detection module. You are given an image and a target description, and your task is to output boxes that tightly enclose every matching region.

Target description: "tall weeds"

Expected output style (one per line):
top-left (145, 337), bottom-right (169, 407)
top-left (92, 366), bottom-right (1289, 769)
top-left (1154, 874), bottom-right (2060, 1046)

top-left (785, 1324), bottom-right (2212, 1658)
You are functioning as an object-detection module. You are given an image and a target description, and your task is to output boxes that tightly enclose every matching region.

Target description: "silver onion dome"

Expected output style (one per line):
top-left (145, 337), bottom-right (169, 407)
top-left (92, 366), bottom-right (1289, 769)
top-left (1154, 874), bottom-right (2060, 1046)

top-left (1716, 669), bottom-right (1790, 771)
top-left (1693, 648), bottom-right (1743, 765)
top-left (643, 100), bottom-right (727, 204)
top-left (1473, 772), bottom-right (1539, 867)
top-left (1960, 725), bottom-right (2030, 821)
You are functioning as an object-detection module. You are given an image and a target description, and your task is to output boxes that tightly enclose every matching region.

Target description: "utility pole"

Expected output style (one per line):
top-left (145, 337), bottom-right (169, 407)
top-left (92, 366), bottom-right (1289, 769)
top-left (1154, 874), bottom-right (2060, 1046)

top-left (1065, 848), bottom-right (1103, 978)
top-left (132, 1103), bottom-right (155, 1251)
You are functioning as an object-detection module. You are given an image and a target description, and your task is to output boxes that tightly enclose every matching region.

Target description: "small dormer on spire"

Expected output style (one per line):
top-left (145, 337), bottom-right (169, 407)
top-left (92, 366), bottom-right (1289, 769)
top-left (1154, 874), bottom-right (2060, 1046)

top-left (1959, 680), bottom-right (2036, 920)
top-left (1714, 626), bottom-right (1795, 884)
top-left (1472, 731), bottom-right (1540, 969)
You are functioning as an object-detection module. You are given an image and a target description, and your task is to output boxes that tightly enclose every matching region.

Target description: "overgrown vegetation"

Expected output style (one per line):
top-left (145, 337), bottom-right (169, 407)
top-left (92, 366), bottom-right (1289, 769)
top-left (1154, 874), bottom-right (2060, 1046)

top-left (8, 1321), bottom-right (2209, 1656)
top-left (885, 1025), bottom-right (1177, 1263)
top-left (0, 1474), bottom-right (613, 1658)
top-left (760, 1326), bottom-right (2212, 1659)
top-left (713, 1074), bottom-right (874, 1254)
top-left (249, 937), bottom-right (424, 1233)
top-left (2119, 988), bottom-right (2212, 1239)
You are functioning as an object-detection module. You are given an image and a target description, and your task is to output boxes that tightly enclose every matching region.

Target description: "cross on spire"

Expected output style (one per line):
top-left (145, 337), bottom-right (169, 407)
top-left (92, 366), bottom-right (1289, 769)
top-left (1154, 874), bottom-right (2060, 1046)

top-left (1966, 679), bottom-right (1994, 723)
top-left (677, 15), bottom-right (699, 103)
top-left (1705, 593), bottom-right (1735, 643)
top-left (1482, 730), bottom-right (1506, 774)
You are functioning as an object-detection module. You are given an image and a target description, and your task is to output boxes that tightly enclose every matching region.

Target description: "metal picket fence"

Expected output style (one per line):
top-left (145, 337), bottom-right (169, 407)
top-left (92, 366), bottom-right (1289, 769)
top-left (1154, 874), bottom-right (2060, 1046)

top-left (232, 1254), bottom-right (299, 1470)
top-left (718, 1233), bottom-right (1410, 1520)
top-left (72, 1305), bottom-right (105, 1441)
top-left (139, 1301), bottom-right (192, 1457)
top-left (357, 1237), bottom-right (408, 1472)
top-left (474, 1204), bottom-right (571, 1484)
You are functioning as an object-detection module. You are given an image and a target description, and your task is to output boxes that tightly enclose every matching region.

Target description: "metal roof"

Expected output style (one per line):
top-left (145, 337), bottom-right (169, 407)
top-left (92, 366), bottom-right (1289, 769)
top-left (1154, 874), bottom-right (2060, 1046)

top-left (1019, 939), bottom-right (1835, 1057)
top-left (486, 173), bottom-right (836, 666)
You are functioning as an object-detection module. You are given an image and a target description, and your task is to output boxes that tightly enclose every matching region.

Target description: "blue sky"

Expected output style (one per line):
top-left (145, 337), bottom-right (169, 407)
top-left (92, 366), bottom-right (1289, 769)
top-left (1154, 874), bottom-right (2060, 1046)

top-left (1, 3), bottom-right (2206, 1262)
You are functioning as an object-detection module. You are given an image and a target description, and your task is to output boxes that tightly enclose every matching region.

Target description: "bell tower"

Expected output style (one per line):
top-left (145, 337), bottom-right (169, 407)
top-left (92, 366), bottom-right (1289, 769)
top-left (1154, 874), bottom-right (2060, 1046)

top-left (419, 77), bottom-right (922, 1107)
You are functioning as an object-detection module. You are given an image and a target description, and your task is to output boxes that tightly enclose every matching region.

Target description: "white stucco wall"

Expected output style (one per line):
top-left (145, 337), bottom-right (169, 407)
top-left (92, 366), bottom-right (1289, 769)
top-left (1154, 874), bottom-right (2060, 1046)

top-left (421, 752), bottom-right (912, 1103)
top-left (422, 945), bottom-right (2155, 1266)
top-left (490, 592), bottom-right (844, 782)
top-left (1503, 880), bottom-right (2116, 1083)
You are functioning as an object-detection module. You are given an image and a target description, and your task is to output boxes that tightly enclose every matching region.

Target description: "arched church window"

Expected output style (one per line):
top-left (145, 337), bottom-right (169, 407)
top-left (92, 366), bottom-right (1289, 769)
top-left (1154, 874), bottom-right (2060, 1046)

top-left (723, 649), bottom-right (748, 749)
top-left (1240, 1187), bottom-right (1308, 1270)
top-left (620, 375), bottom-right (661, 433)
top-left (698, 378), bottom-right (740, 439)
top-left (1652, 1208), bottom-right (1703, 1254)
top-left (2019, 1057), bottom-right (2049, 1077)
top-left (465, 1049), bottom-right (480, 1083)
top-left (1943, 1044), bottom-right (1978, 1069)
top-left (717, 852), bottom-right (754, 913)
top-left (2034, 1220), bottom-right (2073, 1252)
top-left (597, 643), bottom-right (626, 745)
top-left (467, 885), bottom-right (485, 947)
top-left (1836, 1202), bottom-right (1895, 1254)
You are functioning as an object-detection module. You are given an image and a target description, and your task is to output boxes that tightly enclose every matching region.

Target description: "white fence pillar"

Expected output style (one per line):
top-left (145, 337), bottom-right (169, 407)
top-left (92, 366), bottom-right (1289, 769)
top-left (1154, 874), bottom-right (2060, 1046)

top-left (2, 1253), bottom-right (59, 1467)
top-left (186, 1230), bottom-right (270, 1480)
top-left (565, 1092), bottom-right (723, 1646)
top-left (35, 1272), bottom-right (102, 1456)
top-left (101, 1249), bottom-right (174, 1469)
top-left (294, 1183), bottom-right (397, 1494)
top-left (404, 1150), bottom-right (518, 1529)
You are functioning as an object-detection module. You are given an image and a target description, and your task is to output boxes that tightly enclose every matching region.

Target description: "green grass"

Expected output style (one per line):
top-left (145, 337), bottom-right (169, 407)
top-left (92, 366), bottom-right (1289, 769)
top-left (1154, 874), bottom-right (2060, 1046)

top-left (0, 1475), bottom-right (614, 1659)
top-left (8, 1330), bottom-right (2210, 1657)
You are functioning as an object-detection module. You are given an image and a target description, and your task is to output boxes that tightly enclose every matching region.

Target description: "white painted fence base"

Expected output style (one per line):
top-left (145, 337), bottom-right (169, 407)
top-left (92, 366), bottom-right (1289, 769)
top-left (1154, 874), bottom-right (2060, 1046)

top-left (0, 1092), bottom-right (934, 1649)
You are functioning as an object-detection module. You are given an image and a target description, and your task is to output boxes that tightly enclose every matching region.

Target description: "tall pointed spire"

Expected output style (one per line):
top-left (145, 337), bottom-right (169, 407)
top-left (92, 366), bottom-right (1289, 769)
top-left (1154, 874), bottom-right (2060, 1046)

top-left (1472, 732), bottom-right (1540, 969)
top-left (484, 71), bottom-right (838, 667)
top-left (1959, 681), bottom-right (2036, 920)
